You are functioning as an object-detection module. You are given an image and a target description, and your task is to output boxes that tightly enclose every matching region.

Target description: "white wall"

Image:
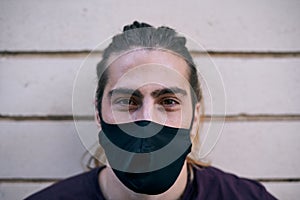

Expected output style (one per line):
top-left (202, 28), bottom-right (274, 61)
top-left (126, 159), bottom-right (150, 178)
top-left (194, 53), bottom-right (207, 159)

top-left (0, 0), bottom-right (300, 199)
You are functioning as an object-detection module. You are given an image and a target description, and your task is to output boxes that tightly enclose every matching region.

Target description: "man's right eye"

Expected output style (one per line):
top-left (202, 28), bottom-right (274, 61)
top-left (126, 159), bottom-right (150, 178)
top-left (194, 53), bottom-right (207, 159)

top-left (116, 98), bottom-right (136, 105)
top-left (113, 98), bottom-right (139, 111)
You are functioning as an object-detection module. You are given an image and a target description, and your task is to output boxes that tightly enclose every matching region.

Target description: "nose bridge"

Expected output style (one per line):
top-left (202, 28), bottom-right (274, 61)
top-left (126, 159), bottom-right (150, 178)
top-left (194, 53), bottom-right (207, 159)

top-left (133, 96), bottom-right (167, 124)
top-left (131, 84), bottom-right (167, 123)
top-left (138, 97), bottom-right (153, 121)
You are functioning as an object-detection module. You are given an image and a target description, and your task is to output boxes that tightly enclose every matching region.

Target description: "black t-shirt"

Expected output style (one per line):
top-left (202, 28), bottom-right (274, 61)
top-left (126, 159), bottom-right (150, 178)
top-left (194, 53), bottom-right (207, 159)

top-left (25, 165), bottom-right (277, 200)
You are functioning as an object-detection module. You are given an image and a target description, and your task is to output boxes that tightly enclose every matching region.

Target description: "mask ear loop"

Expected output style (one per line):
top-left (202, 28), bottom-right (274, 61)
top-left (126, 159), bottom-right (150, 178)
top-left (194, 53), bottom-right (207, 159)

top-left (82, 100), bottom-right (110, 168)
top-left (186, 83), bottom-right (209, 182)
top-left (188, 82), bottom-right (199, 133)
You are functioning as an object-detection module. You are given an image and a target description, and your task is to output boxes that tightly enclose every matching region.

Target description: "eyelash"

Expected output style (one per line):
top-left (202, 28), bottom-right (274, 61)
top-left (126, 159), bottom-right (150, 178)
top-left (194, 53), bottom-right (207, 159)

top-left (160, 98), bottom-right (180, 106)
top-left (114, 98), bottom-right (138, 106)
top-left (113, 97), bottom-right (181, 111)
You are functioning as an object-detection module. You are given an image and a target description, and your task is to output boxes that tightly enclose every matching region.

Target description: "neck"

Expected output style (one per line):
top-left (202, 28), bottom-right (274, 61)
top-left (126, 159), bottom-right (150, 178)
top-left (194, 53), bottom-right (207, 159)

top-left (98, 161), bottom-right (188, 200)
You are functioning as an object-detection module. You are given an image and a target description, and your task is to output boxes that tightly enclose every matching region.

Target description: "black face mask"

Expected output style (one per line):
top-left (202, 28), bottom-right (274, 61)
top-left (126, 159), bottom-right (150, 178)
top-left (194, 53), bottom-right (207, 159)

top-left (98, 120), bottom-right (192, 195)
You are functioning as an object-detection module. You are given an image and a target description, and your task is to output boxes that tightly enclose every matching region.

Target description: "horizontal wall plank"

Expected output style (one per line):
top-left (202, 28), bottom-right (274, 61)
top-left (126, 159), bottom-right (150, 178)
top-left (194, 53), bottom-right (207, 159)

top-left (205, 57), bottom-right (300, 115)
top-left (0, 182), bottom-right (53, 200)
top-left (1, 121), bottom-right (299, 179)
top-left (263, 182), bottom-right (300, 200)
top-left (207, 121), bottom-right (300, 179)
top-left (0, 56), bottom-right (84, 116)
top-left (0, 0), bottom-right (299, 52)
top-left (0, 121), bottom-right (87, 179)
top-left (1, 56), bottom-right (299, 116)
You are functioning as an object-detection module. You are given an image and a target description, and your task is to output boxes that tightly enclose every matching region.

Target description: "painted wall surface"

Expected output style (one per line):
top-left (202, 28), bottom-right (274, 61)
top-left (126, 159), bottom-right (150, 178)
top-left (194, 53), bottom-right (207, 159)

top-left (0, 0), bottom-right (299, 199)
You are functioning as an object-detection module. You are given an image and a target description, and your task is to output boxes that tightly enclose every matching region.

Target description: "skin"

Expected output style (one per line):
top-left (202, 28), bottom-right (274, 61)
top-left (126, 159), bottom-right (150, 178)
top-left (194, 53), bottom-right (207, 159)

top-left (96, 49), bottom-right (201, 200)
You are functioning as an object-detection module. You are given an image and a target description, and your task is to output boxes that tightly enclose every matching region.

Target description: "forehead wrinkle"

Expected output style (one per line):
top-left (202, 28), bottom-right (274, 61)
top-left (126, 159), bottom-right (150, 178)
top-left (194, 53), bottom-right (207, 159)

top-left (107, 50), bottom-right (190, 80)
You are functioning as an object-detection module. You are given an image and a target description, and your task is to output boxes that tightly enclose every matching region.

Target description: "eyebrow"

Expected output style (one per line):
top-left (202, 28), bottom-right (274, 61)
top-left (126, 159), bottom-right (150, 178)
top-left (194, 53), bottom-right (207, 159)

top-left (151, 87), bottom-right (187, 98)
top-left (108, 88), bottom-right (144, 98)
top-left (108, 87), bottom-right (187, 98)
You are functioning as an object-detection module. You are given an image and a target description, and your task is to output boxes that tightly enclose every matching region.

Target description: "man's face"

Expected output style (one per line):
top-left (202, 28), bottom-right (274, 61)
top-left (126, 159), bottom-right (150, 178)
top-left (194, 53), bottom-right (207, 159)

top-left (101, 50), bottom-right (198, 130)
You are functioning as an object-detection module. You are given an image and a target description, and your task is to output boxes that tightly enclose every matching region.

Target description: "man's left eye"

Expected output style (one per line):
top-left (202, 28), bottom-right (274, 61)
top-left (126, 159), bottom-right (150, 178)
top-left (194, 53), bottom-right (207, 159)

top-left (161, 98), bottom-right (180, 106)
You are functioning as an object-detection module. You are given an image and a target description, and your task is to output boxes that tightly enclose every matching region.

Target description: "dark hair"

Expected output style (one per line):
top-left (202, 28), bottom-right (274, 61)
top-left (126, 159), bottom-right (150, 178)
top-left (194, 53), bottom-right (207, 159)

top-left (96, 21), bottom-right (202, 116)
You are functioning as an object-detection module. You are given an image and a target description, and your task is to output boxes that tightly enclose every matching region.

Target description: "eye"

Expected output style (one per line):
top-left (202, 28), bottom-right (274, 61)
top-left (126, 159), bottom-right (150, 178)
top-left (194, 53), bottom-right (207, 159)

top-left (113, 97), bottom-right (139, 111)
top-left (116, 98), bottom-right (136, 105)
top-left (160, 98), bottom-right (180, 109)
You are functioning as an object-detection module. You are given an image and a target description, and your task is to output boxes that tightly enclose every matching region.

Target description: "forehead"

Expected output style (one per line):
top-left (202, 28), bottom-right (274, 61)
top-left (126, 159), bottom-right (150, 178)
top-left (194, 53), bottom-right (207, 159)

top-left (106, 50), bottom-right (190, 90)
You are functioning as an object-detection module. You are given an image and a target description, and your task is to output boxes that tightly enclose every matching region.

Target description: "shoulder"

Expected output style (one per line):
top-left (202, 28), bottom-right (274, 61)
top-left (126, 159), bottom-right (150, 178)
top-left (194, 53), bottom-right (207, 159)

top-left (192, 165), bottom-right (277, 200)
top-left (24, 167), bottom-right (105, 200)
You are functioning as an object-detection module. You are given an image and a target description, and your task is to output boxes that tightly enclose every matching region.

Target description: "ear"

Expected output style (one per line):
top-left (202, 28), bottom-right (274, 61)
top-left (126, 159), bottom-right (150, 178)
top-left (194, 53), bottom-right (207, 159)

top-left (94, 100), bottom-right (102, 129)
top-left (190, 102), bottom-right (201, 140)
top-left (95, 111), bottom-right (101, 128)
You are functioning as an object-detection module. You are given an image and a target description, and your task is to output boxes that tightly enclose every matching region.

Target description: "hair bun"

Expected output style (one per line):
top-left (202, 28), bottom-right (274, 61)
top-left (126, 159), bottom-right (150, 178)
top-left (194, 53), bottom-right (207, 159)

top-left (123, 21), bottom-right (153, 32)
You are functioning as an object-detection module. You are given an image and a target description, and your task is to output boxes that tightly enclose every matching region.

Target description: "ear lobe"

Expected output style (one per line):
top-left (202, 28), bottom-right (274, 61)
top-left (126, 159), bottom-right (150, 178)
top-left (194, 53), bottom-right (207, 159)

top-left (193, 102), bottom-right (201, 122)
top-left (190, 102), bottom-right (201, 139)
top-left (95, 111), bottom-right (101, 128)
top-left (94, 100), bottom-right (102, 128)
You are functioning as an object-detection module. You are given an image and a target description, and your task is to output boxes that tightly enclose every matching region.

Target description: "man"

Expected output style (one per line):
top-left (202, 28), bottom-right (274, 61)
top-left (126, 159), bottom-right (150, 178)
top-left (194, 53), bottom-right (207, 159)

top-left (26, 21), bottom-right (277, 200)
